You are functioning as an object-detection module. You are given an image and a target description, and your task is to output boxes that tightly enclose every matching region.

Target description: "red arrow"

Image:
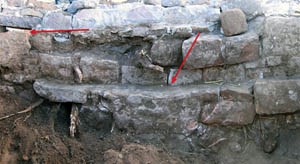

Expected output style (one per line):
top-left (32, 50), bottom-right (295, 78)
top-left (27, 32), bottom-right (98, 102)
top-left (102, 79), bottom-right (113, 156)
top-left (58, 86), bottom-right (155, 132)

top-left (30, 28), bottom-right (89, 35)
top-left (171, 32), bottom-right (201, 84)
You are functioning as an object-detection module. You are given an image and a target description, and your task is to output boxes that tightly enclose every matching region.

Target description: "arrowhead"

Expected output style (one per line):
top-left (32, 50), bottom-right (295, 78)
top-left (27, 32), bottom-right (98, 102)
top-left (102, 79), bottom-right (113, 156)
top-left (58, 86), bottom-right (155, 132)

top-left (171, 76), bottom-right (177, 84)
top-left (30, 29), bottom-right (38, 35)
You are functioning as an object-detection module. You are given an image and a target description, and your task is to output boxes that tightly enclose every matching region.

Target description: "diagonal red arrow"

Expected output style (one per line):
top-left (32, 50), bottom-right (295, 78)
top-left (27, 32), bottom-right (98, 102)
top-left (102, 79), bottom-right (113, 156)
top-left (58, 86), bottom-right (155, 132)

top-left (30, 28), bottom-right (89, 35)
top-left (171, 32), bottom-right (201, 84)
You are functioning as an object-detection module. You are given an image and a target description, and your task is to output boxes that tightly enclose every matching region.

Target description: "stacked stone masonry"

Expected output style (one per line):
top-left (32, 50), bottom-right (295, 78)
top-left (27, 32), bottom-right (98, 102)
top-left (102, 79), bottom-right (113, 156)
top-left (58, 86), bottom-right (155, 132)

top-left (1, 0), bottom-right (300, 137)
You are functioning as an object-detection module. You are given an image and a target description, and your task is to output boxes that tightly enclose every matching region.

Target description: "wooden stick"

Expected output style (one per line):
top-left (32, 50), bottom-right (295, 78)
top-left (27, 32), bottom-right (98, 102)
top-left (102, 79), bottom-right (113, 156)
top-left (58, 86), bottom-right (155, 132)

top-left (0, 99), bottom-right (44, 121)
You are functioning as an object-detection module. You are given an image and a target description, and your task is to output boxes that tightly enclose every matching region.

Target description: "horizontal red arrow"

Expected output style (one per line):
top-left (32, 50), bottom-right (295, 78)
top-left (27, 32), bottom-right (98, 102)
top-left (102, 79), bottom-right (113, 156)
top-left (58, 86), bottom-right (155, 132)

top-left (30, 28), bottom-right (89, 35)
top-left (171, 32), bottom-right (201, 84)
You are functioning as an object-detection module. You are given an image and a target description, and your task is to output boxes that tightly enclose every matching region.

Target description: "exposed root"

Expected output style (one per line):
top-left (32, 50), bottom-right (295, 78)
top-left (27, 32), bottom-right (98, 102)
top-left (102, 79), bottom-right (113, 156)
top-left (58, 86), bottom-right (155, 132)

top-left (147, 64), bottom-right (164, 72)
top-left (204, 80), bottom-right (224, 84)
top-left (208, 138), bottom-right (227, 148)
top-left (70, 104), bottom-right (79, 138)
top-left (73, 66), bottom-right (83, 83)
top-left (0, 99), bottom-right (44, 121)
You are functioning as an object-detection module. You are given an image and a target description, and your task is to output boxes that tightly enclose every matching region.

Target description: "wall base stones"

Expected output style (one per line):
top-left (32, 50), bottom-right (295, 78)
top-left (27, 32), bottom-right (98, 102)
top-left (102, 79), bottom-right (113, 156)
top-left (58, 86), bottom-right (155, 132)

top-left (1, 0), bottom-right (300, 157)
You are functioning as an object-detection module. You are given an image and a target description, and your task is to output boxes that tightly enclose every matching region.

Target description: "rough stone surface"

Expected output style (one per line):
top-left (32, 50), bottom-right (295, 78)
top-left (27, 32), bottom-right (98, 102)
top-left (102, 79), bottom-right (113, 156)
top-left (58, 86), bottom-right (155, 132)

top-left (161, 0), bottom-right (186, 7)
top-left (202, 65), bottom-right (245, 83)
top-left (221, 0), bottom-right (263, 20)
top-left (201, 101), bottom-right (255, 125)
top-left (39, 53), bottom-right (73, 81)
top-left (183, 35), bottom-right (223, 69)
top-left (201, 82), bottom-right (255, 125)
top-left (186, 0), bottom-right (208, 5)
top-left (263, 17), bottom-right (300, 57)
top-left (42, 12), bottom-right (72, 29)
top-left (0, 31), bottom-right (31, 69)
top-left (288, 56), bottom-right (300, 75)
top-left (27, 0), bottom-right (57, 10)
top-left (20, 8), bottom-right (44, 18)
top-left (144, 0), bottom-right (161, 5)
top-left (150, 39), bottom-right (183, 67)
top-left (254, 79), bottom-right (300, 114)
top-left (7, 0), bottom-right (26, 7)
top-left (220, 8), bottom-right (248, 36)
top-left (33, 79), bottom-right (88, 103)
top-left (223, 32), bottom-right (259, 65)
top-left (168, 69), bottom-right (202, 85)
top-left (246, 68), bottom-right (272, 80)
top-left (30, 33), bottom-right (53, 51)
top-left (265, 56), bottom-right (282, 67)
top-left (121, 66), bottom-right (167, 85)
top-left (80, 57), bottom-right (119, 84)
top-left (0, 15), bottom-right (42, 29)
top-left (73, 5), bottom-right (163, 28)
top-left (67, 0), bottom-right (98, 14)
top-left (32, 80), bottom-right (220, 133)
top-left (72, 3), bottom-right (219, 30)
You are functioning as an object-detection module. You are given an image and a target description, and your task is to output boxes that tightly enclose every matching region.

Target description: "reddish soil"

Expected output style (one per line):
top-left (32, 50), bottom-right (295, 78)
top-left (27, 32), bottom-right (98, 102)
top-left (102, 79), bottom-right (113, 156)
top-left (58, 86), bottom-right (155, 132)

top-left (0, 93), bottom-right (184, 164)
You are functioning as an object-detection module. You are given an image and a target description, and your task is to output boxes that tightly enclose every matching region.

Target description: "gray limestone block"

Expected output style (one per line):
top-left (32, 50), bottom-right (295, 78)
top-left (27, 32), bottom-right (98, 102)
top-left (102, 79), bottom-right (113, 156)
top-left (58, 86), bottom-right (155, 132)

top-left (168, 69), bottom-right (202, 86)
top-left (42, 12), bottom-right (72, 29)
top-left (0, 15), bottom-right (41, 29)
top-left (161, 0), bottom-right (186, 7)
top-left (150, 39), bottom-right (183, 67)
top-left (254, 79), bottom-right (300, 114)
top-left (121, 66), bottom-right (167, 85)
top-left (33, 79), bottom-right (88, 103)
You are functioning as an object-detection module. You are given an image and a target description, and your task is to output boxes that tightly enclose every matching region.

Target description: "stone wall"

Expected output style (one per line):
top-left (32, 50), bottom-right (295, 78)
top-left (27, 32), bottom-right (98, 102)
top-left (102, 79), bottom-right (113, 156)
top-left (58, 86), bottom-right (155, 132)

top-left (1, 0), bottom-right (300, 155)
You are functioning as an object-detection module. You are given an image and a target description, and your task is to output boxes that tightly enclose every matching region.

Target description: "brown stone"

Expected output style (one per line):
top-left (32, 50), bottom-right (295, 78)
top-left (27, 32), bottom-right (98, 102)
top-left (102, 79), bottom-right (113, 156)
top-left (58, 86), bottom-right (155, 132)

top-left (39, 53), bottom-right (73, 81)
top-left (220, 8), bottom-right (248, 36)
top-left (201, 82), bottom-right (255, 125)
top-left (30, 33), bottom-right (53, 51)
top-left (80, 57), bottom-right (119, 84)
top-left (0, 31), bottom-right (31, 69)
top-left (183, 35), bottom-right (223, 69)
top-left (223, 32), bottom-right (259, 64)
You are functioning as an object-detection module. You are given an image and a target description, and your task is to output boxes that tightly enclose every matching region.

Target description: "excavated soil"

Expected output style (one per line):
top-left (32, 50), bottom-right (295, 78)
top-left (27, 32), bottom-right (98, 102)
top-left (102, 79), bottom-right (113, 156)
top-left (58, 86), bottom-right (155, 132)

top-left (1, 92), bottom-right (300, 164)
top-left (0, 93), bottom-right (196, 164)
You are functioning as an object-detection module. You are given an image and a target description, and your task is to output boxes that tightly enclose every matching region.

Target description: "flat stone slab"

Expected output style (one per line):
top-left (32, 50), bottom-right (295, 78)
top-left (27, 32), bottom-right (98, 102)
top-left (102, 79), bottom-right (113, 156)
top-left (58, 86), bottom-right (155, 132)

top-left (0, 14), bottom-right (41, 29)
top-left (254, 79), bottom-right (300, 115)
top-left (33, 79), bottom-right (89, 103)
top-left (33, 79), bottom-right (255, 129)
top-left (72, 3), bottom-right (219, 27)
